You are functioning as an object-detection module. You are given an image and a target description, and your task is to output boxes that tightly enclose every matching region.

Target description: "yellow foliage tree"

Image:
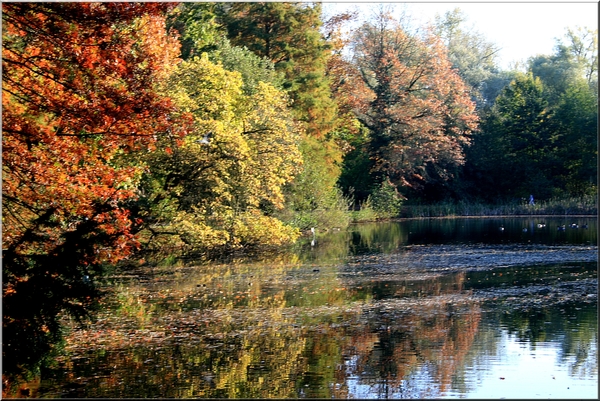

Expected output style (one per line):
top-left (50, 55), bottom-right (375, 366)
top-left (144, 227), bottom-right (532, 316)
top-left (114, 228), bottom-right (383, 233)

top-left (138, 55), bottom-right (303, 255)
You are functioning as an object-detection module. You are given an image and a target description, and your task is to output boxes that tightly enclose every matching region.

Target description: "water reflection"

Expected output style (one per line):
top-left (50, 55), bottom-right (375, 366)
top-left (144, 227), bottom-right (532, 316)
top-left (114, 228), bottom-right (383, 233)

top-left (36, 217), bottom-right (596, 398)
top-left (454, 303), bottom-right (598, 399)
top-left (346, 217), bottom-right (598, 255)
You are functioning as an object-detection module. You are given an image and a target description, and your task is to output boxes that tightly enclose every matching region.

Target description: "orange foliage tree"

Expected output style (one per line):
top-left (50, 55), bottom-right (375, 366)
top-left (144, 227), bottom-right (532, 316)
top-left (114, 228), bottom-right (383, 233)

top-left (2, 2), bottom-right (187, 382)
top-left (350, 10), bottom-right (479, 192)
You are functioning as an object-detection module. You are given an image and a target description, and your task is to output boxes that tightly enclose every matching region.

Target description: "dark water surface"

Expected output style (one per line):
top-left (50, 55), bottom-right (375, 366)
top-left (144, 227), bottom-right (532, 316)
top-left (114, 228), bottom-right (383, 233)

top-left (38, 217), bottom-right (597, 398)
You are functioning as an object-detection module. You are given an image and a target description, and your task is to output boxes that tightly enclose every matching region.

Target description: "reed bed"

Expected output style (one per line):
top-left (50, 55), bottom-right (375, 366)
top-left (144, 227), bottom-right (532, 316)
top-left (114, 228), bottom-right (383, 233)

top-left (401, 195), bottom-right (598, 218)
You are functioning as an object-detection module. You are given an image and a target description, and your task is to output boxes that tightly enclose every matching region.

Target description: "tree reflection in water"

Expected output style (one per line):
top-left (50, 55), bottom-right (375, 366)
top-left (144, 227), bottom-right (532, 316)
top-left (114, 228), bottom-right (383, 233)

top-left (33, 217), bottom-right (596, 398)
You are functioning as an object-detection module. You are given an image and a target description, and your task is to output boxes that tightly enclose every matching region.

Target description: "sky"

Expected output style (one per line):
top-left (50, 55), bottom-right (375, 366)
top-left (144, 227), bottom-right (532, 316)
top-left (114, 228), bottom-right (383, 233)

top-left (321, 2), bottom-right (598, 70)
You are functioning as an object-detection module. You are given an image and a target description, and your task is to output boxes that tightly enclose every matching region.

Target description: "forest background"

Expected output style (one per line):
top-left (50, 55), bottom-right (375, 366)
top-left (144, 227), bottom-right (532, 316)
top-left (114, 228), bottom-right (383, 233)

top-left (2, 2), bottom-right (597, 388)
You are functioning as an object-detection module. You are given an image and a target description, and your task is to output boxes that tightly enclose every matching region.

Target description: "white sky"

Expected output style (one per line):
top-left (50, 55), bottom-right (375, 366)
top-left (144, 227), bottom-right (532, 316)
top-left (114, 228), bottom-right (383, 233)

top-left (322, 2), bottom-right (598, 70)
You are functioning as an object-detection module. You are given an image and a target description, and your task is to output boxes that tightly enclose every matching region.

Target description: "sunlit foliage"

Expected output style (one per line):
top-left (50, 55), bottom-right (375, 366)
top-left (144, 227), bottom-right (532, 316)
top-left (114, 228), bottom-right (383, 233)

top-left (350, 9), bottom-right (479, 194)
top-left (2, 2), bottom-right (186, 383)
top-left (137, 55), bottom-right (303, 256)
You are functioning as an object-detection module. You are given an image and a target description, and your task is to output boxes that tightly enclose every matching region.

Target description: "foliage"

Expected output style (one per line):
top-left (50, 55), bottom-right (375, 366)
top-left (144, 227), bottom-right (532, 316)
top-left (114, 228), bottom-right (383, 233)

top-left (323, 10), bottom-right (376, 205)
top-left (350, 197), bottom-right (380, 223)
top-left (337, 127), bottom-right (376, 203)
top-left (433, 8), bottom-right (504, 109)
top-left (216, 2), bottom-right (337, 138)
top-left (348, 178), bottom-right (406, 222)
top-left (495, 73), bottom-right (553, 195)
top-left (549, 27), bottom-right (598, 88)
top-left (166, 2), bottom-right (223, 59)
top-left (206, 37), bottom-right (284, 95)
top-left (277, 136), bottom-right (351, 231)
top-left (369, 178), bottom-right (406, 218)
top-left (208, 2), bottom-right (350, 232)
top-left (3, 3), bottom-right (597, 390)
top-left (549, 80), bottom-right (598, 196)
top-left (2, 2), bottom-right (185, 383)
top-left (463, 26), bottom-right (598, 203)
top-left (137, 55), bottom-right (303, 256)
top-left (349, 9), bottom-right (479, 194)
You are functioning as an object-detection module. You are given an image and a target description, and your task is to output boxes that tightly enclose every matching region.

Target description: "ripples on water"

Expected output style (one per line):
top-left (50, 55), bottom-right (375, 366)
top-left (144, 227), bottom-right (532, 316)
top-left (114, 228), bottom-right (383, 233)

top-left (36, 217), bottom-right (597, 398)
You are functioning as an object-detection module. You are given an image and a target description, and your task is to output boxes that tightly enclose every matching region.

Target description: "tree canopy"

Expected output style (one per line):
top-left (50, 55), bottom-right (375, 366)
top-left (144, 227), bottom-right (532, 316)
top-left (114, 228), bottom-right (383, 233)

top-left (137, 54), bottom-right (303, 255)
top-left (2, 2), bottom-right (188, 380)
top-left (349, 10), bottom-right (479, 192)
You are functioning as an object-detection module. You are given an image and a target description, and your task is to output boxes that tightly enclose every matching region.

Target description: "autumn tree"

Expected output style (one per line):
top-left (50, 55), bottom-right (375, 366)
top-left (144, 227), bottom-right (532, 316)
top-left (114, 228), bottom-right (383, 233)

top-left (322, 10), bottom-right (376, 203)
top-left (135, 54), bottom-right (303, 257)
top-left (206, 2), bottom-right (350, 230)
top-left (2, 2), bottom-right (186, 384)
top-left (349, 9), bottom-right (478, 197)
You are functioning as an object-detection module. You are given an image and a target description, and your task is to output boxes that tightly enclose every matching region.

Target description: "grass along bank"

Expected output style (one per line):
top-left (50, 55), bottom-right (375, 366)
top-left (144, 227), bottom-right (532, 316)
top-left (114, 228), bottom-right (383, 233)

top-left (351, 194), bottom-right (597, 221)
top-left (400, 195), bottom-right (597, 218)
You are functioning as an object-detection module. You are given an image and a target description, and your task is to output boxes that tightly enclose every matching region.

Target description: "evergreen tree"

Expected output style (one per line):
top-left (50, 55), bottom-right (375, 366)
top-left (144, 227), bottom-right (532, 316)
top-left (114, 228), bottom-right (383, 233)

top-left (491, 73), bottom-right (554, 199)
top-left (215, 2), bottom-right (337, 138)
top-left (549, 79), bottom-right (598, 196)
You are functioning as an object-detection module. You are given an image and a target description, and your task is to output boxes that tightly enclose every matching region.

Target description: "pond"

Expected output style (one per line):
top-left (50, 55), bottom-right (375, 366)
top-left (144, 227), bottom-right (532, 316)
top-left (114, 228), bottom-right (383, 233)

top-left (37, 217), bottom-right (597, 398)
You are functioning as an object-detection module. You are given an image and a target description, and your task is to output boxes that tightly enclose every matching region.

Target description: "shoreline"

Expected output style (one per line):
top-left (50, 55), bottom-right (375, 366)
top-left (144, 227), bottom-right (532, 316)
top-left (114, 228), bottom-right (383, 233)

top-left (394, 213), bottom-right (599, 221)
top-left (351, 214), bottom-right (599, 224)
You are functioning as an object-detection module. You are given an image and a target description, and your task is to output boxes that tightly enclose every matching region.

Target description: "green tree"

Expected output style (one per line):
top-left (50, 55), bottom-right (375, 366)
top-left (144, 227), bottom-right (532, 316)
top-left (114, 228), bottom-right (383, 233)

top-left (528, 54), bottom-right (582, 106)
top-left (215, 2), bottom-right (337, 138)
top-left (557, 26), bottom-right (598, 87)
top-left (278, 135), bottom-right (350, 230)
top-left (369, 178), bottom-right (405, 218)
top-left (166, 2), bottom-right (223, 59)
top-left (488, 73), bottom-right (554, 199)
top-left (214, 2), bottom-right (350, 230)
top-left (206, 37), bottom-right (284, 95)
top-left (337, 127), bottom-right (375, 203)
top-left (463, 27), bottom-right (598, 202)
top-left (529, 27), bottom-right (598, 105)
top-left (433, 8), bottom-right (505, 109)
top-left (526, 28), bottom-right (597, 197)
top-left (549, 79), bottom-right (598, 196)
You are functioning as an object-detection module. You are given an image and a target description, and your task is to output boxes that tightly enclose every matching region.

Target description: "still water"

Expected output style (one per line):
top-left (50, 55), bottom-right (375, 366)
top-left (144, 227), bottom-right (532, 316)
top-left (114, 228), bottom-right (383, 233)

top-left (39, 217), bottom-right (597, 398)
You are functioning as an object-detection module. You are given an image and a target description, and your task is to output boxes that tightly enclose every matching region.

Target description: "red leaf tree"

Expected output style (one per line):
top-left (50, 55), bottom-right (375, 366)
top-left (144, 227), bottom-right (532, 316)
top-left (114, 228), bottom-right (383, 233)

top-left (2, 2), bottom-right (187, 383)
top-left (350, 10), bottom-right (479, 191)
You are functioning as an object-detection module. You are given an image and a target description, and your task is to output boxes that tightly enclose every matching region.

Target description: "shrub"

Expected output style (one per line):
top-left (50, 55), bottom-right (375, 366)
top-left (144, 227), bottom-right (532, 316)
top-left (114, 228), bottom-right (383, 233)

top-left (370, 179), bottom-right (404, 218)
